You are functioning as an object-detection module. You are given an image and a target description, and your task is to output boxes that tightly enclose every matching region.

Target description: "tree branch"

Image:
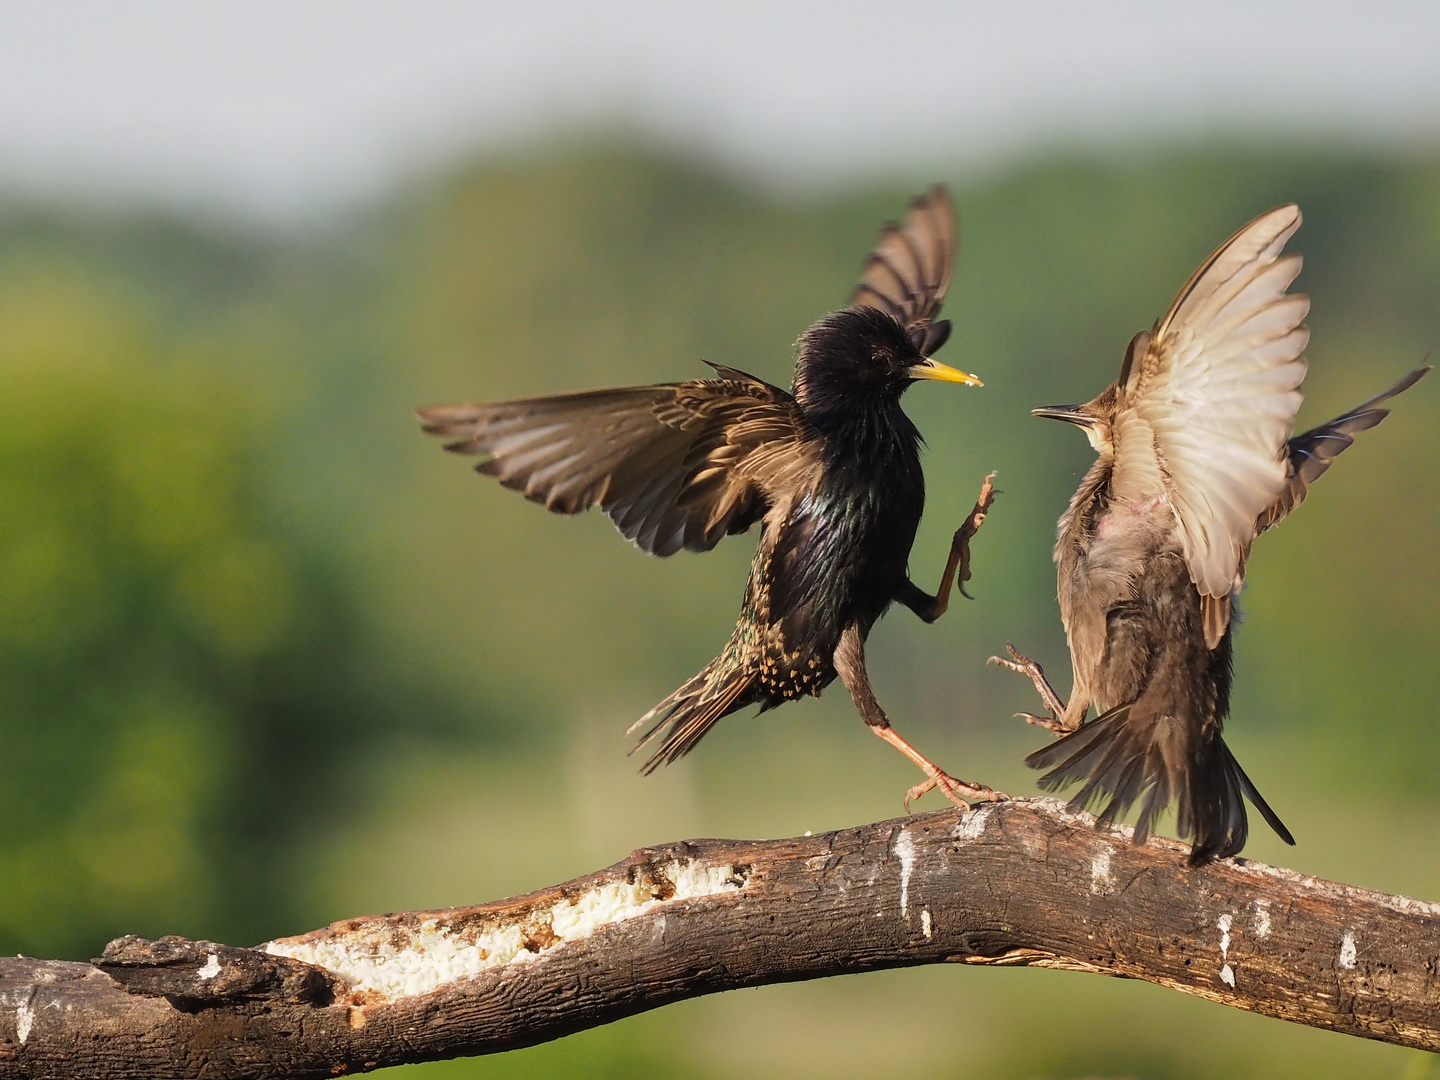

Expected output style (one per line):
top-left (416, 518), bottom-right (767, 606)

top-left (2, 798), bottom-right (1437, 1078)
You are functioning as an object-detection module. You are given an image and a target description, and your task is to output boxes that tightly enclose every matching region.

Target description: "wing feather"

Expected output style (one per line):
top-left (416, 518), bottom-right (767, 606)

top-left (1114, 205), bottom-right (1310, 605)
top-left (1256, 364), bottom-right (1431, 534)
top-left (1154, 206), bottom-right (1303, 344)
top-left (418, 370), bottom-right (815, 557)
top-left (852, 185), bottom-right (957, 354)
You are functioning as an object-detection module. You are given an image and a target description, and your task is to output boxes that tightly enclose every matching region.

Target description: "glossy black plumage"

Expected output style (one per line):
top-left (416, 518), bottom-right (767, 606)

top-left (998, 205), bottom-right (1429, 862)
top-left (419, 188), bottom-right (999, 804)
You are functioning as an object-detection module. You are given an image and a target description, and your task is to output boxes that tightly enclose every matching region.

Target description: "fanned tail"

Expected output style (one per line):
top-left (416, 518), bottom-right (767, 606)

top-left (626, 661), bottom-right (756, 774)
top-left (1026, 704), bottom-right (1295, 865)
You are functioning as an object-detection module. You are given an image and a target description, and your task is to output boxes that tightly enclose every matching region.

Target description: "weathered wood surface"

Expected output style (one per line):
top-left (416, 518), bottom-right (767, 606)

top-left (1, 798), bottom-right (1437, 1078)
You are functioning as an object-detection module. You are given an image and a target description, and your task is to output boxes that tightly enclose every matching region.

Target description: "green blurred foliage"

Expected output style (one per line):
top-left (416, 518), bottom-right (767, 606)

top-left (0, 142), bottom-right (1437, 1078)
top-left (0, 227), bottom-right (461, 956)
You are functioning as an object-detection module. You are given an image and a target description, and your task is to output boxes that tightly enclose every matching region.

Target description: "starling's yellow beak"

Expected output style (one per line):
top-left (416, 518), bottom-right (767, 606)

top-left (907, 358), bottom-right (982, 386)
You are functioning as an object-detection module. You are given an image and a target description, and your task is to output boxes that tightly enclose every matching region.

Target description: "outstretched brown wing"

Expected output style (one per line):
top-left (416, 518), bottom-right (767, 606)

top-left (1256, 365), bottom-right (1431, 535)
top-left (417, 366), bottom-right (816, 557)
top-left (1112, 204), bottom-right (1309, 605)
top-left (851, 185), bottom-right (957, 355)
top-left (1101, 205), bottom-right (1310, 649)
top-left (1196, 365), bottom-right (1431, 650)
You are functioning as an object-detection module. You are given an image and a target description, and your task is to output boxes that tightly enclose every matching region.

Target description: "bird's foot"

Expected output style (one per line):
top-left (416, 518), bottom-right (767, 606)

top-left (987, 642), bottom-right (1068, 727)
top-left (986, 641), bottom-right (1044, 679)
top-left (904, 770), bottom-right (1008, 813)
top-left (868, 720), bottom-right (1007, 812)
top-left (954, 472), bottom-right (999, 600)
top-left (1014, 711), bottom-right (1068, 734)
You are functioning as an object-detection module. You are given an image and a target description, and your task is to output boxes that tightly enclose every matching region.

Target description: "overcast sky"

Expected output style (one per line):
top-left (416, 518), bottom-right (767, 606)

top-left (1, 1), bottom-right (1437, 216)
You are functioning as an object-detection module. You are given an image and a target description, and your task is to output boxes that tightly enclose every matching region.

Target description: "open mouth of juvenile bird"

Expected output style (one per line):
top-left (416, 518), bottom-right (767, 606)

top-left (906, 358), bottom-right (983, 386)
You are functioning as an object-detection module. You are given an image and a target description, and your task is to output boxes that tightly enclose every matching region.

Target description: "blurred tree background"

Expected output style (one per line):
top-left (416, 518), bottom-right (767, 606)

top-left (0, 143), bottom-right (1437, 1079)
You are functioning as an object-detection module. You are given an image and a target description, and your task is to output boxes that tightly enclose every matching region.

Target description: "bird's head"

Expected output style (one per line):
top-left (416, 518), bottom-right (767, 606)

top-left (1033, 329), bottom-right (1147, 455)
top-left (792, 307), bottom-right (980, 424)
top-left (1032, 386), bottom-right (1118, 455)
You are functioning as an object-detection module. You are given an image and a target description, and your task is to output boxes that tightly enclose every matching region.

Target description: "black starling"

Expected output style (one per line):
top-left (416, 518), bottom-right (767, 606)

top-left (991, 204), bottom-right (1430, 863)
top-left (419, 187), bottom-right (1003, 807)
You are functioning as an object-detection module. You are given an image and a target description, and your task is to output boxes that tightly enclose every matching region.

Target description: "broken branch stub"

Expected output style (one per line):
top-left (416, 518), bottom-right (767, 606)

top-left (0, 799), bottom-right (1437, 1079)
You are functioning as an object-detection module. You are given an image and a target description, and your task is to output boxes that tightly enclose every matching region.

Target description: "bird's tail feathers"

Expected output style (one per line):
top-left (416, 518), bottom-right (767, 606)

top-left (1026, 704), bottom-right (1294, 864)
top-left (1221, 741), bottom-right (1295, 849)
top-left (627, 663), bottom-right (755, 774)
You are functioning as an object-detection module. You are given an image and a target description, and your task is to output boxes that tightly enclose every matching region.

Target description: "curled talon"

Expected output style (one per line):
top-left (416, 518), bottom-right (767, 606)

top-left (990, 640), bottom-right (1068, 721)
top-left (1005, 642), bottom-right (1037, 667)
top-left (1016, 711), bottom-right (1067, 734)
top-left (903, 768), bottom-right (1007, 811)
top-left (904, 778), bottom-right (938, 812)
top-left (953, 473), bottom-right (999, 600)
top-left (930, 776), bottom-right (971, 811)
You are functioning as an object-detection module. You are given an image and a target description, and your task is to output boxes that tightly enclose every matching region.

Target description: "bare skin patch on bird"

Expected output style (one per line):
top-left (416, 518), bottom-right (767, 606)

top-left (1094, 493), bottom-right (1168, 539)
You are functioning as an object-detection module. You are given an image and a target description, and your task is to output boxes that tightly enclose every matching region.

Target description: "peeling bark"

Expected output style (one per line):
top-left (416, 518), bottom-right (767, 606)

top-left (1, 798), bottom-right (1437, 1079)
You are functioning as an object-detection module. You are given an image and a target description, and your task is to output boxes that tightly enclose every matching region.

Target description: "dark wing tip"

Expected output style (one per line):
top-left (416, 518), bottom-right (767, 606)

top-left (912, 182), bottom-right (954, 219)
top-left (415, 402), bottom-right (474, 419)
top-left (416, 402), bottom-right (487, 435)
top-left (915, 320), bottom-right (952, 356)
top-left (1389, 362), bottom-right (1432, 395)
top-left (1336, 363), bottom-right (1432, 419)
top-left (850, 185), bottom-right (958, 335)
top-left (1258, 362), bottom-right (1432, 536)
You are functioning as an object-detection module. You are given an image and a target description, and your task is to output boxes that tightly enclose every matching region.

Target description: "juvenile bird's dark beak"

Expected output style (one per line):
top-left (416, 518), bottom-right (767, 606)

top-left (1032, 404), bottom-right (1090, 425)
top-left (907, 358), bottom-right (982, 386)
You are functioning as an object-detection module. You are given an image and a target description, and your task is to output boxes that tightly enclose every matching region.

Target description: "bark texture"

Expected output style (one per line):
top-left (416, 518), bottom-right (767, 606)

top-left (1, 798), bottom-right (1437, 1079)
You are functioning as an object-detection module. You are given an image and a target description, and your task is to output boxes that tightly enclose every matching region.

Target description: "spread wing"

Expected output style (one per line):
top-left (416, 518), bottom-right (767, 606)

top-left (1112, 205), bottom-right (1310, 618)
top-left (416, 365), bottom-right (816, 557)
top-left (851, 185), bottom-right (958, 356)
top-left (1256, 365), bottom-right (1431, 535)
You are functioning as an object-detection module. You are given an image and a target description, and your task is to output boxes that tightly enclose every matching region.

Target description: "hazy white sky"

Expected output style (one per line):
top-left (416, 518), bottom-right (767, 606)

top-left (0, 1), bottom-right (1436, 214)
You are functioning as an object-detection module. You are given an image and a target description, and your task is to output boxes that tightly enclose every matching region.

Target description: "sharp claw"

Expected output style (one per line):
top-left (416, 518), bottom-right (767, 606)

top-left (1016, 711), bottom-right (1065, 732)
top-left (1006, 643), bottom-right (1032, 665)
top-left (904, 778), bottom-right (938, 812)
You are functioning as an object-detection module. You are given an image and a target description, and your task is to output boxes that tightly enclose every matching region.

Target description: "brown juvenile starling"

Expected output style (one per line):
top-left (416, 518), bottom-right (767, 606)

top-left (419, 187), bottom-right (1002, 807)
top-left (992, 203), bottom-right (1429, 862)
